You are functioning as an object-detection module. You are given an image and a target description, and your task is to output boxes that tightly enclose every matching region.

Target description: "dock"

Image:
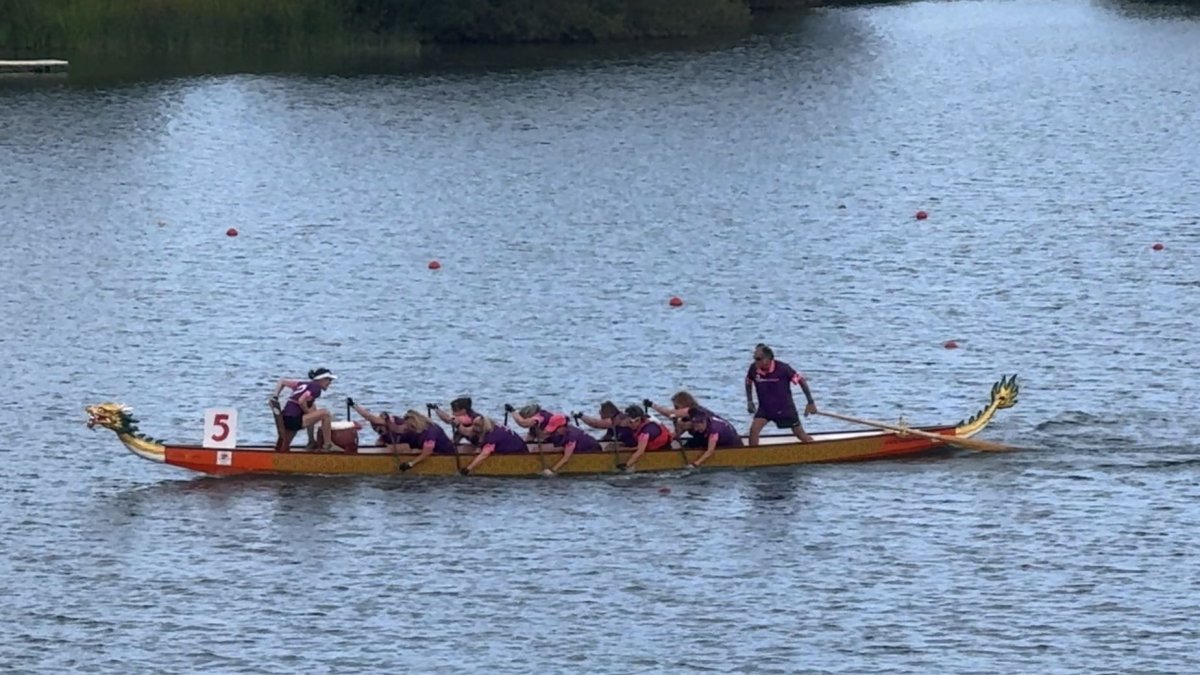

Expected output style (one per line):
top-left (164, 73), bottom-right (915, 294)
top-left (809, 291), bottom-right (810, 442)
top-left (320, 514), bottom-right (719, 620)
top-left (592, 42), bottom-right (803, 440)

top-left (0, 60), bottom-right (70, 74)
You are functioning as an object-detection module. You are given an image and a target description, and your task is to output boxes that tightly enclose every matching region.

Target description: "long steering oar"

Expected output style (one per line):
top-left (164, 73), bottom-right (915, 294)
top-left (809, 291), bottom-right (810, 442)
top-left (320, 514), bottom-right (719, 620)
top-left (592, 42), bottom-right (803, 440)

top-left (815, 410), bottom-right (1017, 453)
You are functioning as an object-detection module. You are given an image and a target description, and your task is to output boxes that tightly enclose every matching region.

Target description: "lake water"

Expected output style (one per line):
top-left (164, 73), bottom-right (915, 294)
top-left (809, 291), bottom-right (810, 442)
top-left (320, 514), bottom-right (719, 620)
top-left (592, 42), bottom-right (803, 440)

top-left (3, 0), bottom-right (1200, 671)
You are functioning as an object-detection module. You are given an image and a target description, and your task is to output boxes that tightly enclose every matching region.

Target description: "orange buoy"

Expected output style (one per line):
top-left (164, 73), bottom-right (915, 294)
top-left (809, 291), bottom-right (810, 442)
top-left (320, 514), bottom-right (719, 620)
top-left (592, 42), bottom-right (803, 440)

top-left (428, 260), bottom-right (441, 270)
top-left (1151, 243), bottom-right (1164, 251)
top-left (943, 340), bottom-right (959, 349)
top-left (669, 296), bottom-right (683, 307)
top-left (915, 210), bottom-right (928, 220)
top-left (226, 228), bottom-right (238, 237)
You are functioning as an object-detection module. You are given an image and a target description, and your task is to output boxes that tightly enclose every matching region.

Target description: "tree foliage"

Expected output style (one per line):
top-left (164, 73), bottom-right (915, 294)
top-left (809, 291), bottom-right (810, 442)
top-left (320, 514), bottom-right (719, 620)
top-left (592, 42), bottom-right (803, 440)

top-left (0, 0), bottom-right (752, 54)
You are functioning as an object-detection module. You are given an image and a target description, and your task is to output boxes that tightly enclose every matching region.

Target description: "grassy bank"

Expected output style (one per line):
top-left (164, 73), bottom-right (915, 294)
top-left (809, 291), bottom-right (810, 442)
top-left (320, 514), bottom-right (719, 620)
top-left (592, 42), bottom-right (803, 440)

top-left (0, 0), bottom-right (752, 55)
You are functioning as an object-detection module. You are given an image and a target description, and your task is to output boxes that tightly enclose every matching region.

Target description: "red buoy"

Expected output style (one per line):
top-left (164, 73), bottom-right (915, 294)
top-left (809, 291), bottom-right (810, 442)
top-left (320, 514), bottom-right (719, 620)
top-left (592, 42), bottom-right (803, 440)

top-left (428, 260), bottom-right (441, 270)
top-left (669, 296), bottom-right (683, 307)
top-left (1151, 243), bottom-right (1164, 251)
top-left (943, 340), bottom-right (959, 349)
top-left (658, 486), bottom-right (671, 495)
top-left (915, 210), bottom-right (929, 220)
top-left (225, 228), bottom-right (238, 237)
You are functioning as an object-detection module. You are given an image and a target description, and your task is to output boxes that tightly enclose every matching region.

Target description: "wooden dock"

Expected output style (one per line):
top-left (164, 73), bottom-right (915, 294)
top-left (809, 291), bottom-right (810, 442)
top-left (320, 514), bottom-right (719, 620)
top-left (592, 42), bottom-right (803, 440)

top-left (0, 60), bottom-right (70, 74)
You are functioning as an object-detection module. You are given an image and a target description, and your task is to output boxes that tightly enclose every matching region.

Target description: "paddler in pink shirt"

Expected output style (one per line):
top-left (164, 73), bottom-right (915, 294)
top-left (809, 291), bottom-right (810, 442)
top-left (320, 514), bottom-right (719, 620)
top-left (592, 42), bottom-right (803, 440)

top-left (506, 403), bottom-right (567, 443)
top-left (615, 404), bottom-right (673, 472)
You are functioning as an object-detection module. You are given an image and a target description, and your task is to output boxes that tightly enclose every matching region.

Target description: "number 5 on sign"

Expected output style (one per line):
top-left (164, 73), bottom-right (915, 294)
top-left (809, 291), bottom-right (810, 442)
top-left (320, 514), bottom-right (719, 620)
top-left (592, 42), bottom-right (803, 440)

top-left (203, 408), bottom-right (239, 449)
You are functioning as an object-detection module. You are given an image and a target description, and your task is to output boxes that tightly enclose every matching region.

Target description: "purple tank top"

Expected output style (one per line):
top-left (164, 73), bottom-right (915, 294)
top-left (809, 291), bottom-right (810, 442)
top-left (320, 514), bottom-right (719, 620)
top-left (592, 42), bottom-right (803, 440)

top-left (482, 426), bottom-right (528, 454)
top-left (409, 425), bottom-right (456, 455)
top-left (554, 426), bottom-right (602, 453)
top-left (705, 417), bottom-right (743, 448)
top-left (282, 380), bottom-right (322, 418)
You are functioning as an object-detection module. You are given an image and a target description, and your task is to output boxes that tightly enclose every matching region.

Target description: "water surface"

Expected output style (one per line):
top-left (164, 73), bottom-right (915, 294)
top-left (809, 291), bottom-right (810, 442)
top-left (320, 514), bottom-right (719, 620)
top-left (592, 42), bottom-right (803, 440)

top-left (2, 0), bottom-right (1200, 671)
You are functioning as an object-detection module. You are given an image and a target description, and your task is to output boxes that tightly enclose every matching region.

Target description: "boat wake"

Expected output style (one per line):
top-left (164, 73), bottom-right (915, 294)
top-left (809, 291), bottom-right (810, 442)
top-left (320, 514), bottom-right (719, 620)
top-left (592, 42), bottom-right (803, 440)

top-left (1026, 409), bottom-right (1200, 468)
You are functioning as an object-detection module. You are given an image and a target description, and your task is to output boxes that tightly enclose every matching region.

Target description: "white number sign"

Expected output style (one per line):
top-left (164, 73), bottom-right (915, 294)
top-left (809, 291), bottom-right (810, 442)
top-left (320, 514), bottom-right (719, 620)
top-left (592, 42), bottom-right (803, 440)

top-left (203, 408), bottom-right (239, 449)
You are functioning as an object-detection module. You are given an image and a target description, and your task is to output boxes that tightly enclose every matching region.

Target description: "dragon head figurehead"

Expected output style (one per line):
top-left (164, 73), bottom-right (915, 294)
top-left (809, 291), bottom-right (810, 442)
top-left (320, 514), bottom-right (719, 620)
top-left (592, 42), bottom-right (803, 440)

top-left (86, 402), bottom-right (137, 434)
top-left (86, 402), bottom-right (166, 460)
top-left (955, 375), bottom-right (1020, 438)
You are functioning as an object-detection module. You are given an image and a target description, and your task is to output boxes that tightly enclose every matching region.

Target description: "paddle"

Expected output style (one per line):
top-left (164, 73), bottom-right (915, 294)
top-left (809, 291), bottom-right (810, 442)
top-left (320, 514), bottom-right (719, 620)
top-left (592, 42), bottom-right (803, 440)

top-left (815, 410), bottom-right (1016, 452)
top-left (270, 398), bottom-right (286, 451)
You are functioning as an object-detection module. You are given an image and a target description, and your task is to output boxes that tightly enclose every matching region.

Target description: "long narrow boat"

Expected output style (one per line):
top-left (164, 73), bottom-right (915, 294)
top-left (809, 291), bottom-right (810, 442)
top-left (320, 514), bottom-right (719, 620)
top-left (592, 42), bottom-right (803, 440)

top-left (85, 375), bottom-right (1018, 477)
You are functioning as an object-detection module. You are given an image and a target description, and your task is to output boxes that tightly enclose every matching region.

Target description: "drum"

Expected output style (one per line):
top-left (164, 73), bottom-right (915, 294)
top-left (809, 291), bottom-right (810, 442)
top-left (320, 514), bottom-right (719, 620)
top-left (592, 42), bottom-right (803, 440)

top-left (330, 421), bottom-right (360, 453)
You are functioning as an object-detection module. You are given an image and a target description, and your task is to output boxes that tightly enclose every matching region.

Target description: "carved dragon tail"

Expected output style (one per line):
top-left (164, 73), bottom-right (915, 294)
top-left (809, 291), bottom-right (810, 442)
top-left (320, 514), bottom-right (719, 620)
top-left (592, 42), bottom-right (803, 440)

top-left (955, 375), bottom-right (1020, 438)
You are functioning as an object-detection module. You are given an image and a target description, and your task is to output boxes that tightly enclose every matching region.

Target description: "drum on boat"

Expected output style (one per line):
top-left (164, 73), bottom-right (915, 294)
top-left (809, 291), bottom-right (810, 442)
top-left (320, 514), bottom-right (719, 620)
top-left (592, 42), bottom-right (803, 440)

top-left (330, 420), bottom-right (360, 453)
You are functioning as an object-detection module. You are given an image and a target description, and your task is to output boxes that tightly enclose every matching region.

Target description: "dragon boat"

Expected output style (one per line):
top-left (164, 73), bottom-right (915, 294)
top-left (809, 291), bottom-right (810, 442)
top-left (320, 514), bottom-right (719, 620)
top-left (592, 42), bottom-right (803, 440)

top-left (85, 376), bottom-right (1019, 478)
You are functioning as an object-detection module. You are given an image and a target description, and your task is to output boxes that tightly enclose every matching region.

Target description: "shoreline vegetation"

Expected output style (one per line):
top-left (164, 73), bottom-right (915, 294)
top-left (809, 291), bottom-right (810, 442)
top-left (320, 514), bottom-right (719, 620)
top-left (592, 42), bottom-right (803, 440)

top-left (0, 0), bottom-right (818, 57)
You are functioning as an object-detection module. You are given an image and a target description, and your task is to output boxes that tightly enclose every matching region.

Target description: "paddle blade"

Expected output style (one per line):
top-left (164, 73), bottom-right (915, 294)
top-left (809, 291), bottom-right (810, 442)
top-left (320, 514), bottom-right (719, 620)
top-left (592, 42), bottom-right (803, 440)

top-left (940, 434), bottom-right (1017, 453)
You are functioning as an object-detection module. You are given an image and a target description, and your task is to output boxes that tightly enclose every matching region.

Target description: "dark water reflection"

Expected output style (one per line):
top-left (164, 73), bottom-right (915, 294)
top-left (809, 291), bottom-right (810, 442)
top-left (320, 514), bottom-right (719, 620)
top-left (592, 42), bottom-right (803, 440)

top-left (3, 0), bottom-right (1200, 671)
top-left (1096, 0), bottom-right (1200, 19)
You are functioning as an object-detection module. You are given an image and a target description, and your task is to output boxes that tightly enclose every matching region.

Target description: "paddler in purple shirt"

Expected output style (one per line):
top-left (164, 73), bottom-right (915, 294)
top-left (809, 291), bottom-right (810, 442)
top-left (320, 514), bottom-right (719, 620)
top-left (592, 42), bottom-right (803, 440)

top-left (574, 401), bottom-right (638, 447)
top-left (395, 409), bottom-right (457, 471)
top-left (681, 409), bottom-right (743, 468)
top-left (429, 396), bottom-right (479, 446)
top-left (746, 344), bottom-right (817, 446)
top-left (268, 367), bottom-right (344, 452)
top-left (460, 415), bottom-right (529, 475)
top-left (540, 414), bottom-right (602, 477)
top-left (644, 391), bottom-right (730, 444)
top-left (645, 391), bottom-right (709, 420)
top-left (348, 398), bottom-right (409, 450)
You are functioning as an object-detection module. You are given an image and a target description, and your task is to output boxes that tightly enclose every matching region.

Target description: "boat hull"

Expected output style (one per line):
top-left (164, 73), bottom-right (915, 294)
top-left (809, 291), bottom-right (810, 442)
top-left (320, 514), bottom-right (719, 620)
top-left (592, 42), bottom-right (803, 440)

top-left (155, 427), bottom-right (957, 477)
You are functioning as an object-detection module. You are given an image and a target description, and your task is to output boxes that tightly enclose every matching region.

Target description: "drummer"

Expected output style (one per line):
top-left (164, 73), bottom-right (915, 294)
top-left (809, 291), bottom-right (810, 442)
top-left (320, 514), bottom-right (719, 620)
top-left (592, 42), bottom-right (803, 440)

top-left (680, 409), bottom-right (743, 468)
top-left (460, 415), bottom-right (529, 475)
top-left (541, 414), bottom-right (601, 477)
top-left (268, 368), bottom-right (344, 452)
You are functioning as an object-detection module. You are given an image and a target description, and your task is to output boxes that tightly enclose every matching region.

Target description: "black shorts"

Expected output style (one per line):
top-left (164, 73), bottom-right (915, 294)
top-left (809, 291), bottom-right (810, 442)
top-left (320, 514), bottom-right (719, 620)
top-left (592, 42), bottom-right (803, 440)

top-left (282, 414), bottom-right (304, 432)
top-left (755, 409), bottom-right (800, 429)
top-left (683, 434), bottom-right (707, 449)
